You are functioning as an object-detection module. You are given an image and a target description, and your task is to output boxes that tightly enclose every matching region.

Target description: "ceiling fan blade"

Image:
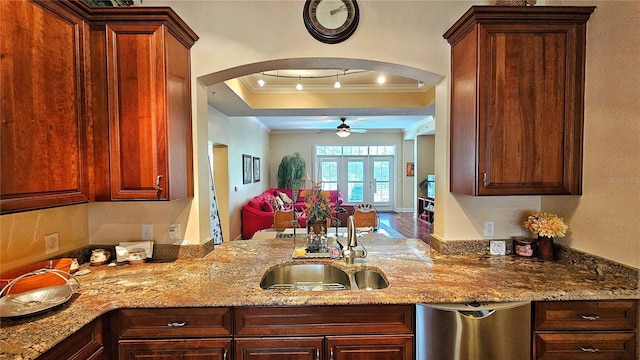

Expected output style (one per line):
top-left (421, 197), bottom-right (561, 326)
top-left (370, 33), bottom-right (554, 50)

top-left (350, 128), bottom-right (367, 133)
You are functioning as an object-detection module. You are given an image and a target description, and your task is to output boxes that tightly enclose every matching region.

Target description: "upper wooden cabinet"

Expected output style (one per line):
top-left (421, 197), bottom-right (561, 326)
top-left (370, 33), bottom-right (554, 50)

top-left (88, 7), bottom-right (198, 201)
top-left (0, 0), bottom-right (90, 214)
top-left (0, 0), bottom-right (198, 213)
top-left (444, 6), bottom-right (594, 196)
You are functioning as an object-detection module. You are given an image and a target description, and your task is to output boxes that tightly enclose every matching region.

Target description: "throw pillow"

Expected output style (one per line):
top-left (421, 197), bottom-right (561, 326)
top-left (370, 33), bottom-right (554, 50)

top-left (261, 199), bottom-right (274, 212)
top-left (279, 192), bottom-right (293, 204)
top-left (275, 196), bottom-right (284, 209)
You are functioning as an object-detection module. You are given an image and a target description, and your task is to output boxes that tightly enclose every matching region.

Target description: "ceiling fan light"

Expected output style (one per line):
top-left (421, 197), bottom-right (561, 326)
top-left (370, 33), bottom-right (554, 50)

top-left (336, 130), bottom-right (351, 137)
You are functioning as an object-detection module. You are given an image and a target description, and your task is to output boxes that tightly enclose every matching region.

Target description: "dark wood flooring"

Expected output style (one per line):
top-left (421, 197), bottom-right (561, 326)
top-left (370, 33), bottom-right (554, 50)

top-left (378, 212), bottom-right (432, 244)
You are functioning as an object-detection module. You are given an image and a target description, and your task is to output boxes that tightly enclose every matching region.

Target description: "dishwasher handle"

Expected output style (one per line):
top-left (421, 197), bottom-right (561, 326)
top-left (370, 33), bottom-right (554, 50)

top-left (458, 310), bottom-right (496, 319)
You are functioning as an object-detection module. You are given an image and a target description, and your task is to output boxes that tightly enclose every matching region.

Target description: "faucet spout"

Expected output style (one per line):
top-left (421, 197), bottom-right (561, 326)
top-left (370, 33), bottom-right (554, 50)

top-left (342, 215), bottom-right (366, 264)
top-left (347, 215), bottom-right (357, 248)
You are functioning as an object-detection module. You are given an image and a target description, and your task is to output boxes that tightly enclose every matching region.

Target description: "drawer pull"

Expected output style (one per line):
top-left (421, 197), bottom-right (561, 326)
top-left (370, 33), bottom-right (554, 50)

top-left (579, 346), bottom-right (600, 353)
top-left (579, 314), bottom-right (600, 321)
top-left (167, 321), bottom-right (186, 327)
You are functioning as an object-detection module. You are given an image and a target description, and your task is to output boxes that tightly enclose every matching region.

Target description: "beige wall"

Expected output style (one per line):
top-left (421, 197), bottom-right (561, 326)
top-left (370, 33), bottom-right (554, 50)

top-left (543, 1), bottom-right (640, 267)
top-left (1, 204), bottom-right (89, 271)
top-left (2, 0), bottom-right (638, 270)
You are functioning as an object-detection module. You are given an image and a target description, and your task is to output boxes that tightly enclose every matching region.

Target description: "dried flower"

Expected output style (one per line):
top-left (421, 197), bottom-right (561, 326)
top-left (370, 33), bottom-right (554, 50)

top-left (304, 180), bottom-right (334, 222)
top-left (522, 211), bottom-right (568, 238)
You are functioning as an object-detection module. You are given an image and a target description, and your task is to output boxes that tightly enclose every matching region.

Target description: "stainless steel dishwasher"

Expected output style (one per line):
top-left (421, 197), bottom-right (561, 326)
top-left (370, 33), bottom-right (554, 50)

top-left (415, 301), bottom-right (531, 360)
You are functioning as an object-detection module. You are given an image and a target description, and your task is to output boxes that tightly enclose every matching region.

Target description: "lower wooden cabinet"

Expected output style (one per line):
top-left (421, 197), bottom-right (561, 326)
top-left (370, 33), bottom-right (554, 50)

top-left (534, 300), bottom-right (638, 360)
top-left (38, 317), bottom-right (105, 360)
top-left (234, 305), bottom-right (414, 360)
top-left (235, 337), bottom-right (324, 360)
top-left (327, 335), bottom-right (414, 360)
top-left (119, 338), bottom-right (231, 359)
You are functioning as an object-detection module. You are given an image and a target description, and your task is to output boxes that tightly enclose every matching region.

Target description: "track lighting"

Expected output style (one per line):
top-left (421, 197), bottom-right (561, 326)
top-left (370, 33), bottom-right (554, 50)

top-left (377, 74), bottom-right (386, 84)
top-left (334, 73), bottom-right (341, 89)
top-left (296, 76), bottom-right (303, 91)
top-left (417, 81), bottom-right (424, 88)
top-left (257, 72), bottom-right (266, 87)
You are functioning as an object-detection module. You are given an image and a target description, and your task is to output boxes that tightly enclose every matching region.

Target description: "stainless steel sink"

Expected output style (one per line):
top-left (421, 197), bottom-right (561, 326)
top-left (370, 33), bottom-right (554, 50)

top-left (353, 269), bottom-right (389, 290)
top-left (260, 264), bottom-right (352, 291)
top-left (260, 264), bottom-right (388, 291)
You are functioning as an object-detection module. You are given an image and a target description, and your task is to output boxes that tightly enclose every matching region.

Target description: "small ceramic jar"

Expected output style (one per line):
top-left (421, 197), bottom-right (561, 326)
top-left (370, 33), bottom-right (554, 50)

top-left (90, 249), bottom-right (111, 266)
top-left (512, 237), bottom-right (534, 257)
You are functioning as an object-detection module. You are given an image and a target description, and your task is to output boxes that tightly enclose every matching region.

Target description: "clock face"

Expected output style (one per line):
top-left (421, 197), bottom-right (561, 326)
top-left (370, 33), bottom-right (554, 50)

top-left (303, 0), bottom-right (359, 44)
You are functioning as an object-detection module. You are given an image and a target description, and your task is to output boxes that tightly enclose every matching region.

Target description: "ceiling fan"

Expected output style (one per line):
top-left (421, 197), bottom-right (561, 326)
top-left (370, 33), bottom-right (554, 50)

top-left (335, 117), bottom-right (367, 137)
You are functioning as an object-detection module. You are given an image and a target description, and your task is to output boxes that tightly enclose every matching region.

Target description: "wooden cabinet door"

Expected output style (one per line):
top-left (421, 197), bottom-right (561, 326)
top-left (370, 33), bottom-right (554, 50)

top-left (235, 337), bottom-right (324, 360)
top-left (445, 6), bottom-right (594, 196)
top-left (38, 317), bottom-right (104, 360)
top-left (104, 23), bottom-right (193, 201)
top-left (119, 338), bottom-right (230, 360)
top-left (0, 0), bottom-right (89, 214)
top-left (478, 23), bottom-right (585, 195)
top-left (326, 335), bottom-right (413, 360)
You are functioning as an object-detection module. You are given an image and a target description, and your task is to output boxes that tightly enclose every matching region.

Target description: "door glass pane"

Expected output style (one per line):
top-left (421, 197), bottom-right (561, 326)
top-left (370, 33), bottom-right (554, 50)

top-left (347, 160), bottom-right (364, 203)
top-left (374, 182), bottom-right (389, 202)
top-left (319, 159), bottom-right (338, 190)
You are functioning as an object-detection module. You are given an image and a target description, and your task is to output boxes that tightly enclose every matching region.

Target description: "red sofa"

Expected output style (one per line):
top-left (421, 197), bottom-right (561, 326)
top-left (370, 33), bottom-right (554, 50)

top-left (241, 188), bottom-right (343, 239)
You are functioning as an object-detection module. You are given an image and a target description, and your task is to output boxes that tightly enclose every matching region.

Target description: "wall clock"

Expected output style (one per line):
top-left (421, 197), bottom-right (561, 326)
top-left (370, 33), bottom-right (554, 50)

top-left (303, 0), bottom-right (359, 44)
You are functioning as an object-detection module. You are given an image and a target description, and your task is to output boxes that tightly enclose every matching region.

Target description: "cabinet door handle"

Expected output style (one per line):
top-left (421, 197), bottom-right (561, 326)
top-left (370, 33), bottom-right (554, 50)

top-left (167, 321), bottom-right (186, 327)
top-left (579, 314), bottom-right (600, 320)
top-left (482, 172), bottom-right (487, 187)
top-left (223, 349), bottom-right (228, 360)
top-left (579, 346), bottom-right (600, 353)
top-left (330, 348), bottom-right (334, 360)
top-left (316, 348), bottom-right (320, 360)
top-left (156, 175), bottom-right (164, 191)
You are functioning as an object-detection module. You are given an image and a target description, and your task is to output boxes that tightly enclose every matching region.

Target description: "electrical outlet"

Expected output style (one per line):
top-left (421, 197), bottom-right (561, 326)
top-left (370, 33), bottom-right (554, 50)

top-left (44, 233), bottom-right (59, 255)
top-left (169, 224), bottom-right (180, 240)
top-left (142, 224), bottom-right (153, 240)
top-left (484, 220), bottom-right (495, 237)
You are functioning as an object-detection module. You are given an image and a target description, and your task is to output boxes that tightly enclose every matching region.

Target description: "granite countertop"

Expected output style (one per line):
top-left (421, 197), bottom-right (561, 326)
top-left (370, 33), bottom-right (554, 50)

top-left (1, 236), bottom-right (638, 359)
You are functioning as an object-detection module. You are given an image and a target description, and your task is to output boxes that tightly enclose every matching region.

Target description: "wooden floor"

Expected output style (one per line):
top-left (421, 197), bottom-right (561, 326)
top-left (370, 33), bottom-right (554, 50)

top-left (377, 212), bottom-right (432, 244)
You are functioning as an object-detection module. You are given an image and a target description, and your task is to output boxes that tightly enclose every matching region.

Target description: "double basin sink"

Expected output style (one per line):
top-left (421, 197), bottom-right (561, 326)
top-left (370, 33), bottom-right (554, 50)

top-left (260, 263), bottom-right (388, 291)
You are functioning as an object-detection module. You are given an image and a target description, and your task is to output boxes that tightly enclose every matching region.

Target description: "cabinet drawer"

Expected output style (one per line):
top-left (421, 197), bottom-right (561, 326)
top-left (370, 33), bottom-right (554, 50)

top-left (119, 339), bottom-right (230, 359)
top-left (534, 332), bottom-right (636, 360)
top-left (235, 305), bottom-right (413, 336)
top-left (119, 308), bottom-right (232, 338)
top-left (535, 301), bottom-right (637, 330)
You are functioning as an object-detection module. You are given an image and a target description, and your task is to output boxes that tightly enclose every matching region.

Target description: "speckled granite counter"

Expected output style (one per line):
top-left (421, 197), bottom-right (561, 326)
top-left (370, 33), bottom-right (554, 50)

top-left (1, 236), bottom-right (638, 359)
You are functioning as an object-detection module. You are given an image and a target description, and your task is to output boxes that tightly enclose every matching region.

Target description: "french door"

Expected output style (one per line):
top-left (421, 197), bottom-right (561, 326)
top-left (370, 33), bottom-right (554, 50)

top-left (318, 156), bottom-right (393, 211)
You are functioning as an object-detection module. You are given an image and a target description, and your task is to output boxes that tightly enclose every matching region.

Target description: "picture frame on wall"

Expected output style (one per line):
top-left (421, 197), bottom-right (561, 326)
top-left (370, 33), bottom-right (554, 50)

top-left (406, 162), bottom-right (415, 177)
top-left (253, 157), bottom-right (260, 182)
top-left (242, 154), bottom-right (252, 184)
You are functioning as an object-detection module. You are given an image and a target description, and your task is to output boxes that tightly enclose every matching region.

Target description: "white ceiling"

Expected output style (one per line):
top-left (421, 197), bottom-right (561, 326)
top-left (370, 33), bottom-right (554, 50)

top-left (207, 68), bottom-right (436, 135)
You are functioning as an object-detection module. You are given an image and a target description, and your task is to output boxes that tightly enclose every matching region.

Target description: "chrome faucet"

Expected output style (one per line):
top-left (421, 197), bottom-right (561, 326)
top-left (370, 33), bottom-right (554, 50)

top-left (341, 215), bottom-right (367, 264)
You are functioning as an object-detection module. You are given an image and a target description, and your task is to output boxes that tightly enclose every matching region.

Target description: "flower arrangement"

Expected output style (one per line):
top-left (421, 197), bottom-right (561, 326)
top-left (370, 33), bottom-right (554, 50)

top-left (304, 180), bottom-right (334, 222)
top-left (522, 211), bottom-right (568, 238)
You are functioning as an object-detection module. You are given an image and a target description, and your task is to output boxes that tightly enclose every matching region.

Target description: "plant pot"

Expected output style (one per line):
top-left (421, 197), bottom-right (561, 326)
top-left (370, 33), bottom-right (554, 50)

top-left (536, 236), bottom-right (554, 261)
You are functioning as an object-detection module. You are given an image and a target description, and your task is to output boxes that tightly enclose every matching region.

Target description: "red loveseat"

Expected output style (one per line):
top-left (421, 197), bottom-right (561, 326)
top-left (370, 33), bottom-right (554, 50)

top-left (240, 188), bottom-right (343, 239)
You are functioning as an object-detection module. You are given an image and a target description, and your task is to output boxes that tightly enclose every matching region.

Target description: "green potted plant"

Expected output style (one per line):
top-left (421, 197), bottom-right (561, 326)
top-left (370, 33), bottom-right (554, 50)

top-left (276, 152), bottom-right (306, 189)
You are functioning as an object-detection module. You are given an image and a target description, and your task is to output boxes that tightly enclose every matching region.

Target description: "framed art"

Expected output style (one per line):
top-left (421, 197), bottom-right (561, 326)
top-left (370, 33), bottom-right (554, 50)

top-left (253, 157), bottom-right (260, 182)
top-left (242, 154), bottom-right (252, 184)
top-left (406, 162), bottom-right (415, 177)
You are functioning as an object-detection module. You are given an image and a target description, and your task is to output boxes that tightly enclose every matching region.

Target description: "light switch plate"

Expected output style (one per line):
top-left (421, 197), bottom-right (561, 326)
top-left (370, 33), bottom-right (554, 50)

top-left (490, 240), bottom-right (506, 256)
top-left (142, 224), bottom-right (153, 241)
